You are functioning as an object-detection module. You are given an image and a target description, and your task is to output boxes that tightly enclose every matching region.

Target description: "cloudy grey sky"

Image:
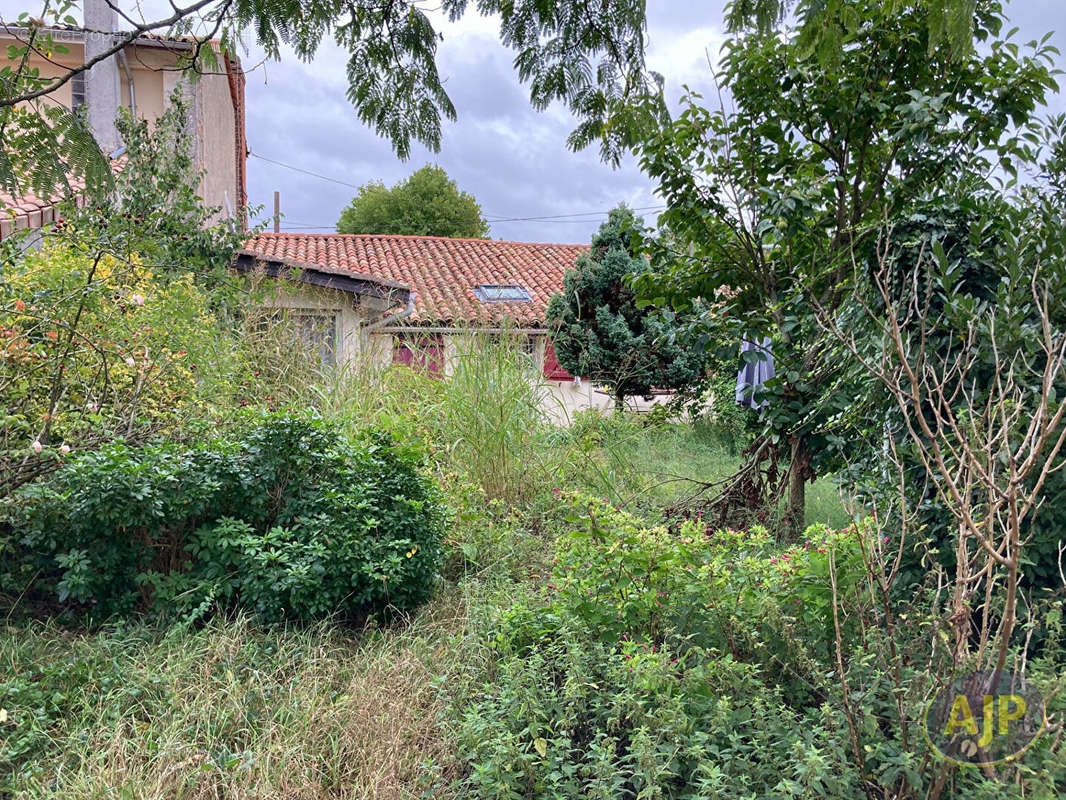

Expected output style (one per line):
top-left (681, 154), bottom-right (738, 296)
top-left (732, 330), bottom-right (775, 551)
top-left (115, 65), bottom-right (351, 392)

top-left (3, 1), bottom-right (1064, 243)
top-left (237, 0), bottom-right (730, 243)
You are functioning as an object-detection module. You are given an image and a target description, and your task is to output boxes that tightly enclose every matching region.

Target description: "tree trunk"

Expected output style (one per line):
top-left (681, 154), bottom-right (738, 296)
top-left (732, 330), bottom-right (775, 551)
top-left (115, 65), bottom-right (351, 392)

top-left (614, 389), bottom-right (625, 413)
top-left (787, 435), bottom-right (807, 538)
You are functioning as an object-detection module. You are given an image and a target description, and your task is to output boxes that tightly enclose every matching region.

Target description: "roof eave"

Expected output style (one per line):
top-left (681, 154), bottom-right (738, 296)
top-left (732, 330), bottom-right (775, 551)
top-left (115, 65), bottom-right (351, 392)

top-left (232, 251), bottom-right (411, 303)
top-left (0, 24), bottom-right (200, 50)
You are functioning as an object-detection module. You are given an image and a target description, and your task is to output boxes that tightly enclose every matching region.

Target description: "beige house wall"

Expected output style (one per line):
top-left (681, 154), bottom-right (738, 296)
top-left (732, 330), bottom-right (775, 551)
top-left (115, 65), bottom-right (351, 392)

top-left (542, 377), bottom-right (671, 423)
top-left (189, 56), bottom-right (239, 220)
top-left (5, 37), bottom-right (239, 218)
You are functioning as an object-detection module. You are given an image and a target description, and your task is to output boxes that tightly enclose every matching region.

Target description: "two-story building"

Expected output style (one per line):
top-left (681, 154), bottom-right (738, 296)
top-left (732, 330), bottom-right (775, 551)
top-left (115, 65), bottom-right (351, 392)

top-left (0, 0), bottom-right (246, 240)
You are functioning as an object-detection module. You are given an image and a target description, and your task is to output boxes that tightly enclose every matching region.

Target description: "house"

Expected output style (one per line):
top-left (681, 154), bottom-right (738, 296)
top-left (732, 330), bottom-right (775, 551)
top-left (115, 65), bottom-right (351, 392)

top-left (0, 6), bottom-right (663, 421)
top-left (0, 0), bottom-right (246, 241)
top-left (232, 239), bottom-right (412, 367)
top-left (238, 232), bottom-right (668, 419)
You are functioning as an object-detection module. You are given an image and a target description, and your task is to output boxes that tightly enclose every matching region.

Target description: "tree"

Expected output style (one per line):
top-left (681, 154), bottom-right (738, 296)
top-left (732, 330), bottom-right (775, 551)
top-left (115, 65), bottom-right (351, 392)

top-left (725, 0), bottom-right (987, 60)
top-left (803, 177), bottom-right (1066, 798)
top-left (631, 0), bottom-right (1057, 534)
top-left (0, 0), bottom-right (659, 200)
top-left (0, 91), bottom-right (247, 493)
top-left (546, 207), bottom-right (706, 410)
top-left (336, 165), bottom-right (490, 238)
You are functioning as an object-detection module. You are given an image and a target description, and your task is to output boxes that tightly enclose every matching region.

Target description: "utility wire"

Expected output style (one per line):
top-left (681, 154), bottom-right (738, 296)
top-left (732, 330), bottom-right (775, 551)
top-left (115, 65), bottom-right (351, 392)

top-left (483, 205), bottom-right (665, 222)
top-left (250, 151), bottom-right (665, 224)
top-left (250, 152), bottom-right (364, 190)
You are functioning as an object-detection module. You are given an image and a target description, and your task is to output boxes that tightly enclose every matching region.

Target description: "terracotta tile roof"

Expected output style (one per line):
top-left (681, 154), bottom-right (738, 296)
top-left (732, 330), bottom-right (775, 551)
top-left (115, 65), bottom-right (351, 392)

top-left (0, 157), bottom-right (127, 241)
top-left (0, 176), bottom-right (87, 241)
top-left (241, 233), bottom-right (588, 327)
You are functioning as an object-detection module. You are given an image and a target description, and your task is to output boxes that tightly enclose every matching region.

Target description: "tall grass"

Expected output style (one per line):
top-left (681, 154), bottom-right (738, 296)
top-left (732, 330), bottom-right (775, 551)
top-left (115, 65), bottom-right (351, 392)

top-left (558, 413), bottom-right (850, 528)
top-left (306, 329), bottom-right (562, 505)
top-left (428, 333), bottom-right (559, 503)
top-left (0, 603), bottom-right (467, 799)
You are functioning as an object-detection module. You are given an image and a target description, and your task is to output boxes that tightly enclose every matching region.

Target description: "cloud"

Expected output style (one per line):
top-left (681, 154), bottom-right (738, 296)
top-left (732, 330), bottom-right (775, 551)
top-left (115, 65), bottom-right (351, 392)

top-left (238, 3), bottom-right (696, 243)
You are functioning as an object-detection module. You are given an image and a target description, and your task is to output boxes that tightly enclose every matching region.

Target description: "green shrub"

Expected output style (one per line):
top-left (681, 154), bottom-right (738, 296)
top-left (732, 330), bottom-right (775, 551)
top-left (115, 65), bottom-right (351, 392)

top-left (449, 496), bottom-right (1066, 798)
top-left (2, 412), bottom-right (445, 621)
top-left (0, 245), bottom-right (242, 492)
top-left (545, 496), bottom-right (866, 670)
top-left (455, 616), bottom-right (862, 799)
top-left (446, 497), bottom-right (871, 798)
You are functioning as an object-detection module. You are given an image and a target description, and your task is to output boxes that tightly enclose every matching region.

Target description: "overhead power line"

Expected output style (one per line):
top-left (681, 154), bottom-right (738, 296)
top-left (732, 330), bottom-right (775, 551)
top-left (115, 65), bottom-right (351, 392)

top-left (249, 151), bottom-right (666, 225)
top-left (483, 205), bottom-right (665, 222)
top-left (250, 151), bottom-right (364, 191)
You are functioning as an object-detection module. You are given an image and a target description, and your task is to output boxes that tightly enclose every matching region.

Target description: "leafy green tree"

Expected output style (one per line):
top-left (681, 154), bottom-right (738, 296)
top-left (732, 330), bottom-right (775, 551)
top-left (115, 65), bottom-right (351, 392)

top-left (546, 207), bottom-right (706, 410)
top-left (631, 0), bottom-right (1057, 533)
top-left (725, 0), bottom-right (987, 60)
top-left (336, 165), bottom-right (490, 238)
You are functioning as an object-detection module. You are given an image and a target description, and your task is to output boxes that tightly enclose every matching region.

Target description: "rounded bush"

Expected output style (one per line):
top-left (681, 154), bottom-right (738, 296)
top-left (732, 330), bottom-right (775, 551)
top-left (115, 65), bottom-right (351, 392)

top-left (3, 412), bottom-right (445, 621)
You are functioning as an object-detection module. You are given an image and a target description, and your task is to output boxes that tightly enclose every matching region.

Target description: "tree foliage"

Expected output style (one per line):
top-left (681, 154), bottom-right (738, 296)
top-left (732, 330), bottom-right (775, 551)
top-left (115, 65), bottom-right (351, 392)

top-left (546, 207), bottom-right (706, 409)
top-left (336, 165), bottom-right (490, 238)
top-left (0, 0), bottom-right (659, 199)
top-left (4, 413), bottom-right (445, 621)
top-left (725, 0), bottom-right (984, 59)
top-left (631, 0), bottom-right (1058, 531)
top-left (0, 90), bottom-right (248, 493)
top-left (0, 0), bottom-right (1018, 214)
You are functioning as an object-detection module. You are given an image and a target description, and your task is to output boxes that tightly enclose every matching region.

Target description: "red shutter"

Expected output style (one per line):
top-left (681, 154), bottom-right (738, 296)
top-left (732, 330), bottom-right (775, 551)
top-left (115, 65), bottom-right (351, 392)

top-left (423, 334), bottom-right (444, 376)
top-left (394, 333), bottom-right (444, 376)
top-left (392, 337), bottom-right (414, 367)
top-left (543, 341), bottom-right (573, 381)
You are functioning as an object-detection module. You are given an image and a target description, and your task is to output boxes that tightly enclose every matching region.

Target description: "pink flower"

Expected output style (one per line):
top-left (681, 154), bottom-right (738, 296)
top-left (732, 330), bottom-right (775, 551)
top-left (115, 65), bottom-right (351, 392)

top-left (31, 440), bottom-right (42, 453)
top-left (59, 443), bottom-right (70, 454)
top-left (125, 356), bottom-right (136, 369)
top-left (130, 293), bottom-right (145, 306)
top-left (86, 401), bottom-right (99, 413)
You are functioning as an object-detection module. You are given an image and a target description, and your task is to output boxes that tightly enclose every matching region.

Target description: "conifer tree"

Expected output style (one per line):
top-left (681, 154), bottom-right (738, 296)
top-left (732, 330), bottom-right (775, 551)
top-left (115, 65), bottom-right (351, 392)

top-left (546, 207), bottom-right (706, 410)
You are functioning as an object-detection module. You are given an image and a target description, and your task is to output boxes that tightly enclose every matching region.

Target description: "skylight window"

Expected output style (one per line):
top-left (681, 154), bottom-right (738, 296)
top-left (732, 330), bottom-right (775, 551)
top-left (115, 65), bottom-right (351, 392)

top-left (474, 284), bottom-right (532, 303)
